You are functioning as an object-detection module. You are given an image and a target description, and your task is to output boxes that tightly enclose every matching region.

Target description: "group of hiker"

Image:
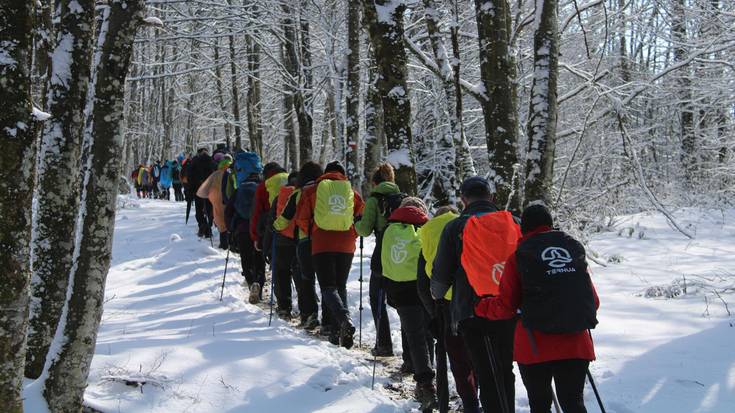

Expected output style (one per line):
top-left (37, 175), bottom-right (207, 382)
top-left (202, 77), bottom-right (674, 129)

top-left (131, 158), bottom-right (186, 201)
top-left (178, 147), bottom-right (601, 413)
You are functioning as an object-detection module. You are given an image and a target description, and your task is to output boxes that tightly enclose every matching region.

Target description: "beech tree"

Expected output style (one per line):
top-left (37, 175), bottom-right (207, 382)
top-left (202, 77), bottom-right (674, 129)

top-left (0, 2), bottom-right (39, 410)
top-left (27, 0), bottom-right (97, 380)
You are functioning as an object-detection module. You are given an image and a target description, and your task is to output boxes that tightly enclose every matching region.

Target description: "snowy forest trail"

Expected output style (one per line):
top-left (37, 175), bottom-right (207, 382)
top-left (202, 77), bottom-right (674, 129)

top-left (84, 198), bottom-right (735, 412)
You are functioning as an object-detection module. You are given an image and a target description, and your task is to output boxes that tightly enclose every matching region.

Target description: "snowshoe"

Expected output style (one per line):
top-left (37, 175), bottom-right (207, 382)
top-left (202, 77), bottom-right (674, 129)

top-left (248, 282), bottom-right (261, 304)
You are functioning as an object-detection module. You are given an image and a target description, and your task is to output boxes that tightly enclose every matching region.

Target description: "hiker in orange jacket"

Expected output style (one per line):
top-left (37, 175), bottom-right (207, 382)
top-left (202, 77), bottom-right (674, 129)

top-left (294, 161), bottom-right (364, 349)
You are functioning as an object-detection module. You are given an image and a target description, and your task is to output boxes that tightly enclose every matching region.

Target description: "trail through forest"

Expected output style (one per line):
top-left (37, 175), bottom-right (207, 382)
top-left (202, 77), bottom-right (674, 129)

top-left (74, 197), bottom-right (735, 412)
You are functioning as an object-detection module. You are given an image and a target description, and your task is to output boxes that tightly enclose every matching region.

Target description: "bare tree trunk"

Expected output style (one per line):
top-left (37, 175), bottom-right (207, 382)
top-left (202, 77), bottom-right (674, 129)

top-left (362, 0), bottom-right (417, 195)
top-left (474, 0), bottom-right (519, 209)
top-left (246, 31), bottom-right (263, 156)
top-left (227, 0), bottom-right (242, 150)
top-left (284, 92), bottom-right (298, 170)
top-left (33, 0), bottom-right (53, 103)
top-left (673, 0), bottom-right (695, 185)
top-left (213, 35), bottom-right (231, 149)
top-left (524, 0), bottom-right (560, 205)
top-left (43, 1), bottom-right (147, 410)
top-left (0, 1), bottom-right (38, 409)
top-left (27, 0), bottom-right (96, 380)
top-left (345, 4), bottom-right (360, 186)
top-left (449, 0), bottom-right (475, 181)
top-left (297, 2), bottom-right (314, 163)
top-left (362, 51), bottom-right (384, 196)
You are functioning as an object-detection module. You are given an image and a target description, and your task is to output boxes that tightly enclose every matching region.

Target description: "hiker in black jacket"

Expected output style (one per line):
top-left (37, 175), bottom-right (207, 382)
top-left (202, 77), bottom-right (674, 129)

top-left (189, 148), bottom-right (216, 238)
top-left (430, 176), bottom-right (516, 413)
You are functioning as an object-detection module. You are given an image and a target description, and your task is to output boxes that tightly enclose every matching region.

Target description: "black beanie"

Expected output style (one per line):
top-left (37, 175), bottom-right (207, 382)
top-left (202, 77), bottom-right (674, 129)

top-left (521, 204), bottom-right (554, 234)
top-left (325, 161), bottom-right (346, 175)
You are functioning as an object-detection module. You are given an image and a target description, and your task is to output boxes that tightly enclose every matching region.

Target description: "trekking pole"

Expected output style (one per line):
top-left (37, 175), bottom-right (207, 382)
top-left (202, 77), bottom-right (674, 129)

top-left (587, 369), bottom-right (607, 413)
top-left (551, 386), bottom-right (562, 413)
top-left (586, 330), bottom-right (607, 413)
top-left (435, 306), bottom-right (449, 413)
top-left (371, 288), bottom-right (384, 390)
top-left (483, 336), bottom-right (511, 413)
top-left (268, 237), bottom-right (277, 327)
top-left (219, 248), bottom-right (231, 301)
top-left (358, 237), bottom-right (364, 349)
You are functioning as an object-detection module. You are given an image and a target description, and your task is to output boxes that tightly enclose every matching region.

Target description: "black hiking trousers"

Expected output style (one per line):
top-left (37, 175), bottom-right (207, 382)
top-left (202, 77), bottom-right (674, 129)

top-left (395, 304), bottom-right (435, 385)
top-left (295, 240), bottom-right (327, 325)
top-left (237, 229), bottom-right (265, 290)
top-left (194, 196), bottom-right (213, 237)
top-left (459, 317), bottom-right (515, 413)
top-left (369, 271), bottom-right (393, 351)
top-left (312, 252), bottom-right (353, 330)
top-left (519, 359), bottom-right (589, 413)
top-left (274, 240), bottom-right (297, 312)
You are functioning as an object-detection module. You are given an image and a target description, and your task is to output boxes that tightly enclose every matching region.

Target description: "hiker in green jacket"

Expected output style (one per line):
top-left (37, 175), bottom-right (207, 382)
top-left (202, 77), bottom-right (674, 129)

top-left (355, 163), bottom-right (413, 368)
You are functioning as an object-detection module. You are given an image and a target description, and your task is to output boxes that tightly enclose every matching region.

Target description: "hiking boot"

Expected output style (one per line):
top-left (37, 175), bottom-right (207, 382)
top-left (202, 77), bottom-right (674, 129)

top-left (277, 309), bottom-right (292, 321)
top-left (248, 283), bottom-right (261, 304)
top-left (320, 324), bottom-right (333, 337)
top-left (371, 346), bottom-right (394, 357)
top-left (399, 362), bottom-right (414, 375)
top-left (339, 320), bottom-right (356, 350)
top-left (302, 313), bottom-right (320, 330)
top-left (414, 382), bottom-right (437, 411)
top-left (328, 328), bottom-right (340, 346)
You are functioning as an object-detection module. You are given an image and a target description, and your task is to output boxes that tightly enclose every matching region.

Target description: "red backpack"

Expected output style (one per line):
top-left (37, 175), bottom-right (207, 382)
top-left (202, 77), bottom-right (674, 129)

top-left (461, 211), bottom-right (521, 296)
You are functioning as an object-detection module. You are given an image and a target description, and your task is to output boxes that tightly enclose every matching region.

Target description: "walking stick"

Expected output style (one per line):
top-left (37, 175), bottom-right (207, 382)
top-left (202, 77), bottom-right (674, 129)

top-left (435, 306), bottom-right (449, 413)
top-left (587, 369), bottom-right (607, 413)
top-left (586, 330), bottom-right (607, 413)
top-left (358, 237), bottom-right (364, 348)
top-left (483, 336), bottom-right (511, 413)
top-left (268, 236), bottom-right (277, 327)
top-left (219, 248), bottom-right (231, 301)
top-left (371, 288), bottom-right (384, 390)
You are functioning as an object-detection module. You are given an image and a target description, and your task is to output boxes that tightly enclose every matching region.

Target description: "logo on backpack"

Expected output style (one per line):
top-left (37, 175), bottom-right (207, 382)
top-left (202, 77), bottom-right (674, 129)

top-left (541, 247), bottom-right (574, 273)
top-left (390, 238), bottom-right (410, 264)
top-left (491, 262), bottom-right (505, 285)
top-left (328, 194), bottom-right (347, 214)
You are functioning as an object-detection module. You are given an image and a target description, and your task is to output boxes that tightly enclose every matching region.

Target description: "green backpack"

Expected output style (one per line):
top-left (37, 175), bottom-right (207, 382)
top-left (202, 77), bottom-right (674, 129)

top-left (314, 179), bottom-right (355, 231)
top-left (381, 223), bottom-right (421, 282)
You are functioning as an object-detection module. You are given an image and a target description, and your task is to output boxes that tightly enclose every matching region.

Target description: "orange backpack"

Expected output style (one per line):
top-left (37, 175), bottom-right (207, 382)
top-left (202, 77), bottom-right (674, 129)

top-left (276, 186), bottom-right (296, 239)
top-left (461, 211), bottom-right (521, 296)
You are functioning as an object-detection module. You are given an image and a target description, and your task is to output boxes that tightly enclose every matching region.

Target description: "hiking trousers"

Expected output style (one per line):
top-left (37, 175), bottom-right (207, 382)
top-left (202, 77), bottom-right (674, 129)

top-left (312, 252), bottom-right (353, 329)
top-left (237, 229), bottom-right (265, 289)
top-left (173, 183), bottom-right (183, 201)
top-left (439, 304), bottom-right (479, 412)
top-left (369, 271), bottom-right (393, 351)
top-left (194, 196), bottom-right (213, 237)
top-left (395, 305), bottom-right (434, 385)
top-left (519, 359), bottom-right (589, 413)
top-left (295, 240), bottom-right (325, 324)
top-left (274, 241), bottom-right (297, 312)
top-left (459, 317), bottom-right (515, 413)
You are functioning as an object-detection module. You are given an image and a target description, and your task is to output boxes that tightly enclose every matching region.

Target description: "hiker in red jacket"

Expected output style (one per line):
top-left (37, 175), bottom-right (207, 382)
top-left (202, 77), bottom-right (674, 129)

top-left (250, 162), bottom-right (288, 250)
top-left (475, 204), bottom-right (600, 413)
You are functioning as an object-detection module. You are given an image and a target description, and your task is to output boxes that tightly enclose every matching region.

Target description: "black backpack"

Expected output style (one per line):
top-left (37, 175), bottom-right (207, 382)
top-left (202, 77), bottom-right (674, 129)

top-left (516, 230), bottom-right (598, 334)
top-left (375, 192), bottom-right (407, 223)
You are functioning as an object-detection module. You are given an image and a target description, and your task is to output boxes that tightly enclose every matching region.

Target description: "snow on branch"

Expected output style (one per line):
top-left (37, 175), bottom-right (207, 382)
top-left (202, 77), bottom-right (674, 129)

top-left (142, 16), bottom-right (164, 28)
top-left (32, 106), bottom-right (52, 121)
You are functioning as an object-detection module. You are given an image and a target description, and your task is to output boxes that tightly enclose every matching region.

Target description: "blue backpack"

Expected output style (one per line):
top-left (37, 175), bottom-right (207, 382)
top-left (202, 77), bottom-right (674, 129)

top-left (233, 180), bottom-right (258, 221)
top-left (159, 161), bottom-right (174, 188)
top-left (235, 151), bottom-right (262, 185)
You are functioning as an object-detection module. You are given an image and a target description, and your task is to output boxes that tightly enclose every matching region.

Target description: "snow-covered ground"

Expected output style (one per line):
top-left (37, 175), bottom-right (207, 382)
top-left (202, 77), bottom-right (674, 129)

top-left (81, 198), bottom-right (734, 412)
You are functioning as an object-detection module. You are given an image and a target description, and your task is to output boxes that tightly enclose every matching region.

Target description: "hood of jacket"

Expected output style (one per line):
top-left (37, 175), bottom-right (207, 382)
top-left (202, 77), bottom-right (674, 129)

top-left (388, 206), bottom-right (429, 226)
top-left (370, 181), bottom-right (400, 196)
top-left (317, 171), bottom-right (348, 183)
